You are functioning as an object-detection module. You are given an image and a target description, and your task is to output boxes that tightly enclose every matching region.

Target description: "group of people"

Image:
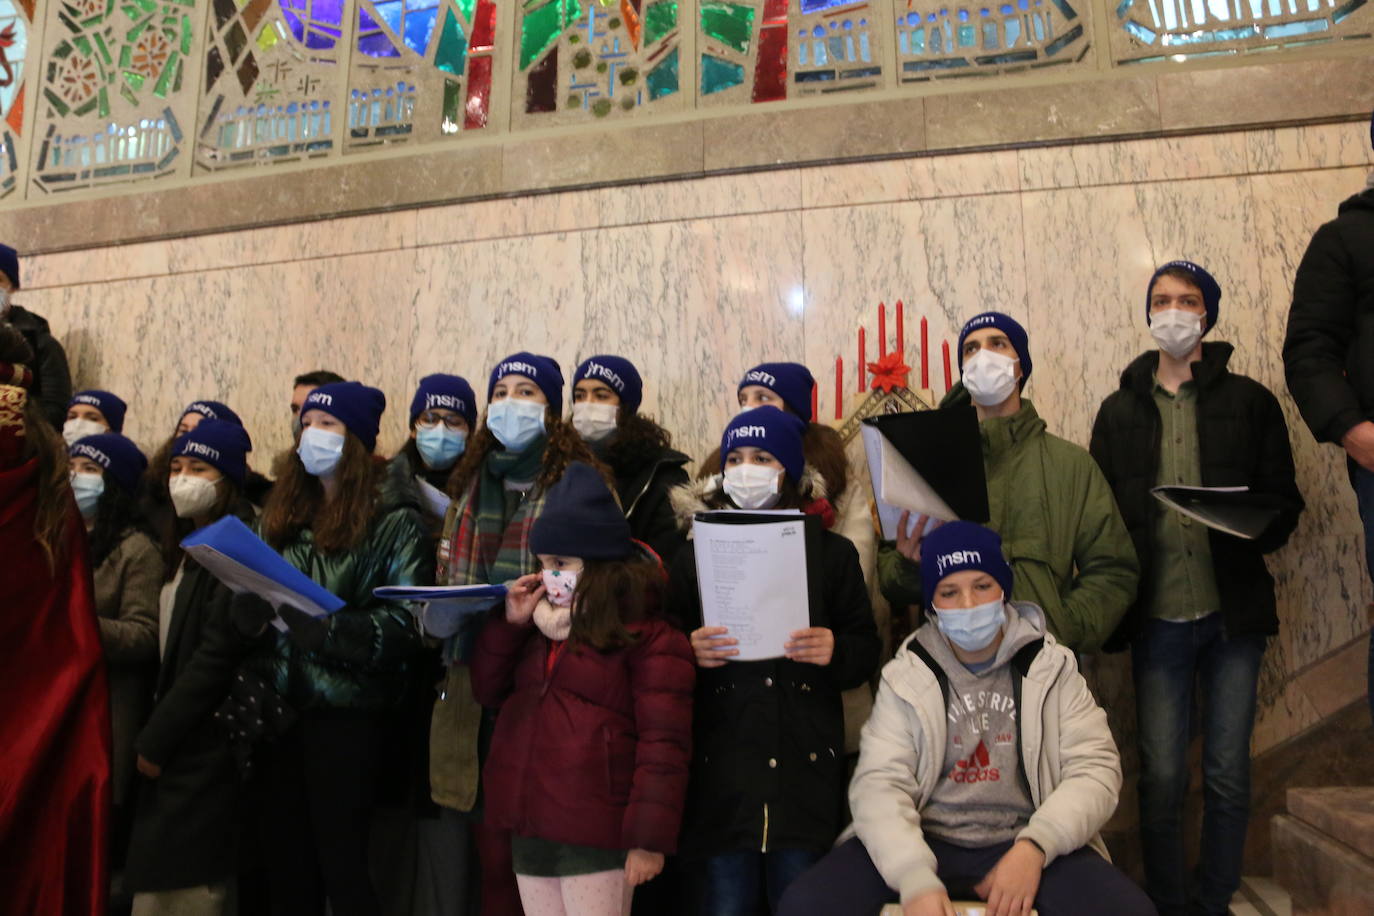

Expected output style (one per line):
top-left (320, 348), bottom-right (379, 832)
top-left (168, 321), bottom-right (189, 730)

top-left (1, 140), bottom-right (1372, 916)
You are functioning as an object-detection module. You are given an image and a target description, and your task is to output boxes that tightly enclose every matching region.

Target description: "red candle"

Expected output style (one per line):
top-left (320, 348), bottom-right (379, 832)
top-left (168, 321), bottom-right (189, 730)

top-left (896, 301), bottom-right (905, 355)
top-left (878, 303), bottom-right (887, 358)
top-left (858, 328), bottom-right (866, 393)
top-left (835, 357), bottom-right (843, 420)
top-left (942, 340), bottom-right (952, 392)
top-left (920, 316), bottom-right (929, 389)
top-left (810, 383), bottom-right (818, 422)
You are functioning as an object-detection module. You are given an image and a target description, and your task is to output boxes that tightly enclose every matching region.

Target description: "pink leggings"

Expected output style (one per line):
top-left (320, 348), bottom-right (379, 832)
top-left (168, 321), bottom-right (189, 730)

top-left (514, 871), bottom-right (631, 916)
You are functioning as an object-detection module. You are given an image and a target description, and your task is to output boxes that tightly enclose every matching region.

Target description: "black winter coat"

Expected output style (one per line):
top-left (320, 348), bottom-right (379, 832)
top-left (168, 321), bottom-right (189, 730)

top-left (125, 553), bottom-right (250, 891)
top-left (1284, 187), bottom-right (1374, 446)
top-left (6, 305), bottom-right (71, 429)
top-left (612, 446), bottom-right (690, 565)
top-left (1089, 343), bottom-right (1304, 649)
top-left (666, 529), bottom-right (880, 857)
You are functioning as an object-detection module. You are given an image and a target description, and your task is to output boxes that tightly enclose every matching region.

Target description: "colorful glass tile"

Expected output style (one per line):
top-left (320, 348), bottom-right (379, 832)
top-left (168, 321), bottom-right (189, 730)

top-left (643, 0), bottom-right (677, 42)
top-left (700, 2), bottom-right (753, 54)
top-left (525, 46), bottom-right (558, 110)
top-left (463, 52), bottom-right (491, 127)
top-left (645, 44), bottom-right (677, 98)
top-left (700, 51), bottom-right (743, 93)
top-left (752, 15), bottom-right (787, 102)
top-left (521, 0), bottom-right (581, 69)
top-left (434, 7), bottom-right (468, 74)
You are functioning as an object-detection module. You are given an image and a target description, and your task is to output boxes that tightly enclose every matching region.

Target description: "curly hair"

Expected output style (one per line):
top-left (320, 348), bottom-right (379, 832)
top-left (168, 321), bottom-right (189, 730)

top-left (0, 325), bottom-right (70, 569)
top-left (445, 405), bottom-right (610, 500)
top-left (599, 411), bottom-right (676, 479)
top-left (260, 433), bottom-right (383, 553)
top-left (88, 481), bottom-right (154, 567)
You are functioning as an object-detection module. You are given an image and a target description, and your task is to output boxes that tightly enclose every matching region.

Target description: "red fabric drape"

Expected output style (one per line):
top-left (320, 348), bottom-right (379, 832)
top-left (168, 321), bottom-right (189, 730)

top-left (0, 457), bottom-right (111, 916)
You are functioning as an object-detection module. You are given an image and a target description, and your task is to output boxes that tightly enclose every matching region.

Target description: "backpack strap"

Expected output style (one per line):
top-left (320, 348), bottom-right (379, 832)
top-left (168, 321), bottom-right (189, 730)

top-left (903, 633), bottom-right (950, 714)
top-left (1008, 638), bottom-right (1045, 802)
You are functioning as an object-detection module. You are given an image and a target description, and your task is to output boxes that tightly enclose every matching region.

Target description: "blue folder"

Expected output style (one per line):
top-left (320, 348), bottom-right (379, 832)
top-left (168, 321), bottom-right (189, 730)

top-left (180, 515), bottom-right (345, 616)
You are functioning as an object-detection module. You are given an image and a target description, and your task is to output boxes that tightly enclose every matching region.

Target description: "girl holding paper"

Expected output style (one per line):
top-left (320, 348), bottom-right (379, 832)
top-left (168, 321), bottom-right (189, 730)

top-left (470, 462), bottom-right (695, 916)
top-left (236, 381), bottom-right (433, 916)
top-left (125, 419), bottom-right (257, 916)
top-left (428, 352), bottom-right (602, 916)
top-left (666, 406), bottom-right (881, 915)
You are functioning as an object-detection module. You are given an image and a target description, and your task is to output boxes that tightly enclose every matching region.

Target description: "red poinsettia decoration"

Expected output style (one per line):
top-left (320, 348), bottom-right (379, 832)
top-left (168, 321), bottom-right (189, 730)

top-left (866, 351), bottom-right (911, 394)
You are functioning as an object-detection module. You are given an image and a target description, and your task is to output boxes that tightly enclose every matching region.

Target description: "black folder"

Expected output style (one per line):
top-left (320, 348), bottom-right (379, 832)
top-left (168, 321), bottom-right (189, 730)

top-left (861, 405), bottom-right (990, 530)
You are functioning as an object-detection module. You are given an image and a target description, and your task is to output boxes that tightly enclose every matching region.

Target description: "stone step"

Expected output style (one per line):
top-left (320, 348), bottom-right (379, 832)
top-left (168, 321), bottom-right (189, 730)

top-left (1238, 876), bottom-right (1292, 916)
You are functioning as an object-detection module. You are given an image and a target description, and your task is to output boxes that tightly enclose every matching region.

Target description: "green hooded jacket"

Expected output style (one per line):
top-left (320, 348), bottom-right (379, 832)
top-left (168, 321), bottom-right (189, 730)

top-left (877, 392), bottom-right (1138, 654)
top-left (246, 469), bottom-right (434, 710)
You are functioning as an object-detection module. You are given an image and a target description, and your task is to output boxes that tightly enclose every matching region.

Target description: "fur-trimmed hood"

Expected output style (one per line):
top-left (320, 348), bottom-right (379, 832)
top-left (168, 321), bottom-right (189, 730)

top-left (668, 463), bottom-right (830, 534)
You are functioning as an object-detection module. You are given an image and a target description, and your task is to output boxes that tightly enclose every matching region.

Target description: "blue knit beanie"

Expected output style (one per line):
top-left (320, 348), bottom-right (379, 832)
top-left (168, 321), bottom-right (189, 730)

top-left (69, 390), bottom-right (127, 432)
top-left (489, 352), bottom-right (564, 417)
top-left (182, 400), bottom-right (243, 429)
top-left (738, 362), bottom-right (815, 422)
top-left (173, 419), bottom-right (253, 487)
top-left (957, 312), bottom-right (1033, 385)
top-left (301, 381), bottom-right (387, 452)
top-left (529, 462), bottom-right (633, 560)
top-left (0, 244), bottom-right (18, 289)
top-left (919, 520), bottom-right (1014, 611)
top-left (410, 374), bottom-right (478, 429)
top-left (720, 406), bottom-right (807, 486)
top-left (70, 433), bottom-right (147, 496)
top-left (574, 355), bottom-right (643, 414)
top-left (1147, 260), bottom-right (1221, 335)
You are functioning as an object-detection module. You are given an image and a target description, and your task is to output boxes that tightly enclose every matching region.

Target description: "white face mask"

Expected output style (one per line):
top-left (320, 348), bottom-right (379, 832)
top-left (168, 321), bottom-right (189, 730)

top-left (486, 398), bottom-right (546, 452)
top-left (1150, 309), bottom-right (1204, 361)
top-left (961, 350), bottom-right (1019, 407)
top-left (722, 464), bottom-right (782, 510)
top-left (169, 474), bottom-right (221, 519)
top-left (297, 426), bottom-right (345, 477)
top-left (63, 417), bottom-right (107, 447)
top-left (70, 472), bottom-right (105, 519)
top-left (571, 402), bottom-right (619, 443)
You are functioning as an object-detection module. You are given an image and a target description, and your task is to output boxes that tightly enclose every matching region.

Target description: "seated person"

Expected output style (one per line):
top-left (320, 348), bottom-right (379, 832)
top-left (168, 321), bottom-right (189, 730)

top-left (779, 521), bottom-right (1156, 916)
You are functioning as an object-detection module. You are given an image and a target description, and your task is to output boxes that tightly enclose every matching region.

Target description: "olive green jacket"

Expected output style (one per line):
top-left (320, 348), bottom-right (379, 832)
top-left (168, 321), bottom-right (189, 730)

top-left (878, 395), bottom-right (1138, 654)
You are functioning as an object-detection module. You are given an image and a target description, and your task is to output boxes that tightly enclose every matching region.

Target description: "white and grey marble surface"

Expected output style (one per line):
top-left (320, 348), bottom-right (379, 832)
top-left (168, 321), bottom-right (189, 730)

top-left (21, 120), bottom-right (1374, 757)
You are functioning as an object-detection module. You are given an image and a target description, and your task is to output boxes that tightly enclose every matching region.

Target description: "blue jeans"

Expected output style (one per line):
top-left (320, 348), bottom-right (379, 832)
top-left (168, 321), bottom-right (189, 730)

top-left (1133, 614), bottom-right (1265, 916)
top-left (701, 848), bottom-right (821, 916)
top-left (1353, 466), bottom-right (1374, 724)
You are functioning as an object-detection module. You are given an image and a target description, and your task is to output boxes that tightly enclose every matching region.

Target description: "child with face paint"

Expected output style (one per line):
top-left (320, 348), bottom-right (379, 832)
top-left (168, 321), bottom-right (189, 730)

top-left (427, 352), bottom-right (603, 916)
top-left (878, 312), bottom-right (1138, 655)
top-left (665, 406), bottom-right (881, 916)
top-left (392, 373), bottom-right (478, 526)
top-left (67, 433), bottom-right (158, 871)
top-left (124, 419), bottom-right (258, 916)
top-left (470, 463), bottom-right (695, 916)
top-left (778, 521), bottom-right (1155, 916)
top-left (63, 388), bottom-right (128, 446)
top-left (236, 381), bottom-right (433, 916)
top-left (570, 355), bottom-right (691, 565)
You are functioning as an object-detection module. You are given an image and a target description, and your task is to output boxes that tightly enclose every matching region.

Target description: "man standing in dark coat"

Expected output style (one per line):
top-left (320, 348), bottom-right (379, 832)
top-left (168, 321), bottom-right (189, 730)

top-left (0, 244), bottom-right (73, 430)
top-left (1282, 112), bottom-right (1374, 723)
top-left (1092, 260), bottom-right (1303, 916)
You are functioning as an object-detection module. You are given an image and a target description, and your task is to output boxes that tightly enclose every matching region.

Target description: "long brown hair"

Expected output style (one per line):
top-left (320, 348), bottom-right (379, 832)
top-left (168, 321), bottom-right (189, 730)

top-left (445, 405), bottom-right (608, 499)
top-left (568, 553), bottom-right (664, 651)
top-left (0, 325), bottom-right (69, 568)
top-left (260, 432), bottom-right (383, 553)
top-left (695, 421), bottom-right (848, 500)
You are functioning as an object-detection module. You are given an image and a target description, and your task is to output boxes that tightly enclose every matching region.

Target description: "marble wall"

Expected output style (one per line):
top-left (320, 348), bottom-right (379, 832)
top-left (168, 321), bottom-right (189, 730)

top-left (21, 118), bottom-right (1374, 759)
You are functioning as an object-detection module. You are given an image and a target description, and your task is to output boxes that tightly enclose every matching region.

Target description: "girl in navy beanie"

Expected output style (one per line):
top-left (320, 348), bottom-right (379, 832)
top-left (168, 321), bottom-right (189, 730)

top-left (665, 407), bottom-right (881, 914)
top-left (471, 462), bottom-right (694, 915)
top-left (240, 380), bottom-right (432, 916)
top-left (570, 354), bottom-right (691, 565)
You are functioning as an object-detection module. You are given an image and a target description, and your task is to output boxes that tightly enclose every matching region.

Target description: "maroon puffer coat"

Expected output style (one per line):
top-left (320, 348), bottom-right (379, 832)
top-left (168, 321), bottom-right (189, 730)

top-left (470, 612), bottom-right (695, 853)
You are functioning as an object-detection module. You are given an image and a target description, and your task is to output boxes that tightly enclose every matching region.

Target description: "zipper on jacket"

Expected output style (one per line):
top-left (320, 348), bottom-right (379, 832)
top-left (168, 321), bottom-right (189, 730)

top-left (761, 803), bottom-right (769, 853)
top-left (624, 458), bottom-right (666, 519)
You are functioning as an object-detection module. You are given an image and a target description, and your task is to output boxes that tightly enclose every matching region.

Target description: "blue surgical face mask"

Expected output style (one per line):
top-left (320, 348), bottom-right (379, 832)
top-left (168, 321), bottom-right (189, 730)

top-left (486, 398), bottom-right (546, 453)
top-left (416, 424), bottom-right (466, 470)
top-left (70, 472), bottom-right (105, 519)
top-left (297, 426), bottom-right (346, 477)
top-left (934, 598), bottom-right (1006, 653)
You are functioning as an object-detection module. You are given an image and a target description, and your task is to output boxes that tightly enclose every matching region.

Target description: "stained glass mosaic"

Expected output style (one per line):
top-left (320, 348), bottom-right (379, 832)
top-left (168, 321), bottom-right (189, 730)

top-left (512, 0), bottom-right (686, 127)
top-left (195, 0), bottom-right (346, 171)
top-left (0, 0), bottom-right (33, 197)
top-left (1114, 0), bottom-right (1371, 62)
top-left (346, 0), bottom-right (495, 149)
top-left (894, 0), bottom-right (1088, 79)
top-left (696, 0), bottom-right (885, 107)
top-left (31, 0), bottom-right (199, 192)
